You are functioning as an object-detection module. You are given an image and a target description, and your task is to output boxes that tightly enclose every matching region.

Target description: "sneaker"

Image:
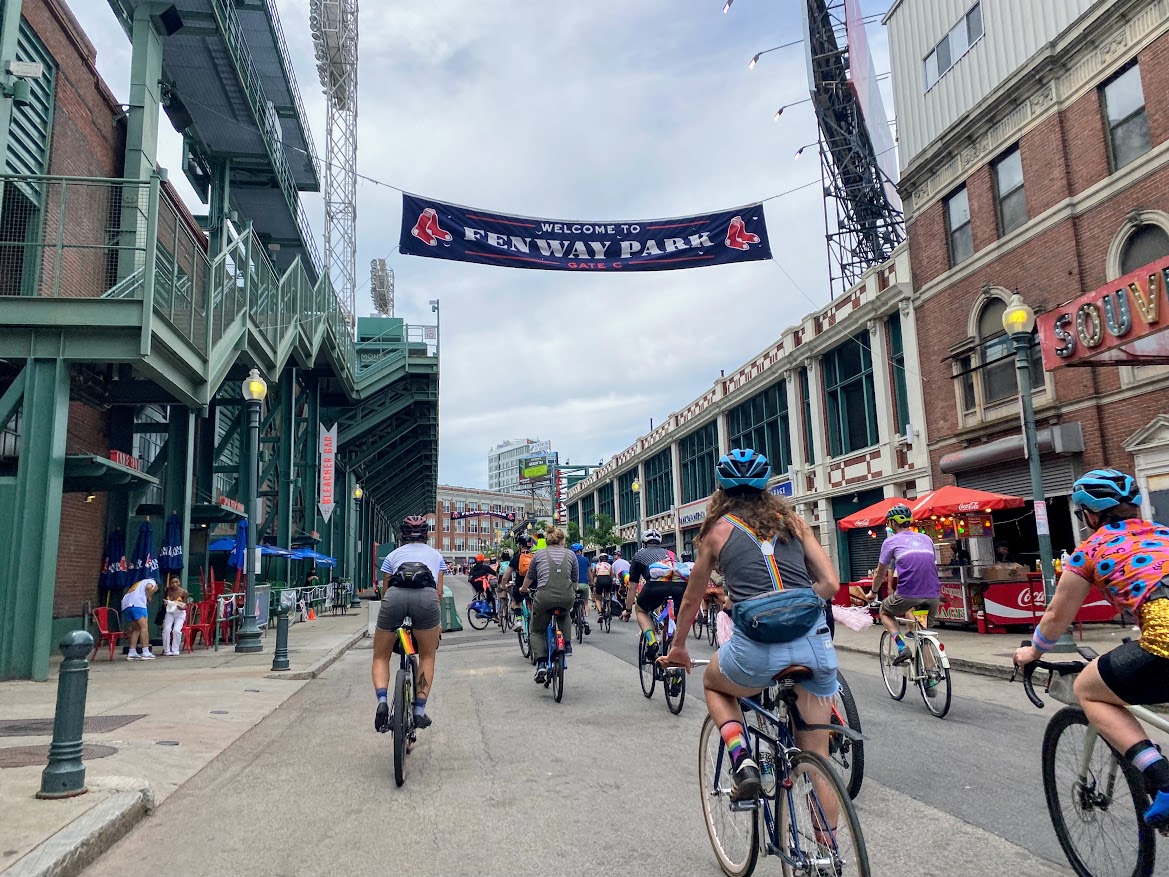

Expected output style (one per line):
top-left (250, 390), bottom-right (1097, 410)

top-left (892, 645), bottom-right (912, 666)
top-left (139, 650), bottom-right (156, 660)
top-left (643, 633), bottom-right (658, 662)
top-left (730, 757), bottom-right (763, 802)
top-left (512, 618), bottom-right (524, 633)
top-left (413, 712), bottom-right (432, 730)
top-left (1145, 790), bottom-right (1169, 828)
top-left (584, 623), bottom-right (591, 636)
top-left (126, 651), bottom-right (140, 661)
top-left (534, 662), bottom-right (548, 684)
top-left (924, 679), bottom-right (939, 697)
top-left (375, 701), bottom-right (389, 733)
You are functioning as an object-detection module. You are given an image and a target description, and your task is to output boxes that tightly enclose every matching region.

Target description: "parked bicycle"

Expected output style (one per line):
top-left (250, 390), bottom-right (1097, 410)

top-left (879, 606), bottom-right (952, 718)
top-left (696, 660), bottom-right (870, 877)
top-left (378, 616), bottom-right (419, 787)
top-left (638, 596), bottom-right (687, 715)
top-left (1015, 643), bottom-right (1165, 877)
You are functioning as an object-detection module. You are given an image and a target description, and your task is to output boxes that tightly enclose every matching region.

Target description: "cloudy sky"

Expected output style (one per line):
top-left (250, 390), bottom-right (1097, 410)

top-left (76, 0), bottom-right (893, 489)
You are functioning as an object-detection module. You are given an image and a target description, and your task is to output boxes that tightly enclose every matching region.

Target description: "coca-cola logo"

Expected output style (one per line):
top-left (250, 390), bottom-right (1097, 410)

top-left (853, 518), bottom-right (872, 527)
top-left (1018, 586), bottom-right (1047, 609)
top-left (958, 501), bottom-right (982, 512)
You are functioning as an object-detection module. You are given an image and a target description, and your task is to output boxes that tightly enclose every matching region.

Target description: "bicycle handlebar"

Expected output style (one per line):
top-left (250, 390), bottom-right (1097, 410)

top-left (1010, 639), bottom-right (1098, 709)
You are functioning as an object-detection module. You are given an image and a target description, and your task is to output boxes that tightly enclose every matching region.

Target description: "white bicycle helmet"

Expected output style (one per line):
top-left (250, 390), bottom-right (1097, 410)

top-left (642, 528), bottom-right (662, 544)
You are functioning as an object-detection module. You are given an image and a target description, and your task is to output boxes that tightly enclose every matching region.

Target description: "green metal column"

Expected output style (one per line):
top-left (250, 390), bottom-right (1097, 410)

top-left (207, 158), bottom-right (232, 261)
top-left (275, 369), bottom-right (296, 580)
top-left (0, 0), bottom-right (25, 173)
top-left (302, 383), bottom-right (320, 542)
top-left (120, 5), bottom-right (164, 274)
top-left (164, 407), bottom-right (195, 592)
top-left (0, 359), bottom-right (70, 681)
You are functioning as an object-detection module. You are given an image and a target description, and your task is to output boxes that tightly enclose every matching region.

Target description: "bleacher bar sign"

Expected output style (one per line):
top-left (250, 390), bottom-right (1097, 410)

top-left (319, 423), bottom-right (337, 522)
top-left (450, 510), bottom-right (517, 522)
top-left (1037, 254), bottom-right (1169, 368)
top-left (399, 194), bottom-right (771, 272)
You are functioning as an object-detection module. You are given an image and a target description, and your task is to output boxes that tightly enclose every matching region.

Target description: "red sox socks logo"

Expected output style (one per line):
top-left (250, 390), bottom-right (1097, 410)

top-left (724, 215), bottom-right (761, 251)
top-left (411, 207), bottom-right (453, 247)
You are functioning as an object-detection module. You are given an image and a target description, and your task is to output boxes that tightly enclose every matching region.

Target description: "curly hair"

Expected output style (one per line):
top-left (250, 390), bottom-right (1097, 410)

top-left (698, 487), bottom-right (802, 544)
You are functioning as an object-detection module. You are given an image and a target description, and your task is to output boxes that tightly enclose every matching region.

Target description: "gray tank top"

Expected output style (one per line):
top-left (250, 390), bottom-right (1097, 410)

top-left (718, 521), bottom-right (814, 605)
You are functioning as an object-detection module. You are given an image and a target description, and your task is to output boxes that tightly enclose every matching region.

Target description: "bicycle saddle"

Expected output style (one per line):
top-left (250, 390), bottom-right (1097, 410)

top-left (773, 664), bottom-right (814, 684)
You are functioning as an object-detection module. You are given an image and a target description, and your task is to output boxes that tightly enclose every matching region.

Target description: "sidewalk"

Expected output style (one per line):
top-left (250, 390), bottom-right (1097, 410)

top-left (832, 614), bottom-right (1138, 677)
top-left (0, 611), bottom-right (368, 877)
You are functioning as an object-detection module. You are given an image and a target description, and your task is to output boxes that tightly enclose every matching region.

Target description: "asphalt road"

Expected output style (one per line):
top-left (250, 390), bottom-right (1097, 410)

top-left (82, 577), bottom-right (1137, 877)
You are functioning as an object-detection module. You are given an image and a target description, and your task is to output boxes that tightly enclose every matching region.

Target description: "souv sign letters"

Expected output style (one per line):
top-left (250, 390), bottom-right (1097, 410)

top-left (1037, 254), bottom-right (1169, 369)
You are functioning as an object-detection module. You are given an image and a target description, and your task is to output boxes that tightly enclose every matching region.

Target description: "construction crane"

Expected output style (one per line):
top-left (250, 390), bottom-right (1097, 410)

top-left (310, 0), bottom-right (359, 323)
top-left (370, 257), bottom-right (394, 316)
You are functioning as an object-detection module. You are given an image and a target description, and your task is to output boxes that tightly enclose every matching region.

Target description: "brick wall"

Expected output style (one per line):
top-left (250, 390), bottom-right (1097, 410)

top-left (910, 31), bottom-right (1169, 489)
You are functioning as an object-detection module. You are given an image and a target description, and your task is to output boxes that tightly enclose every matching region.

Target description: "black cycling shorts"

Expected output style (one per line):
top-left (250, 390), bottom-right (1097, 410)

top-left (594, 577), bottom-right (614, 595)
top-left (636, 581), bottom-right (688, 614)
top-left (510, 582), bottom-right (525, 604)
top-left (1097, 639), bottom-right (1169, 705)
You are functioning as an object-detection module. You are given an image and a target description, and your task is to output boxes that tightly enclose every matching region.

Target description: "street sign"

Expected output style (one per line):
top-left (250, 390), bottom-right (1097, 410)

top-left (770, 481), bottom-right (794, 497)
top-left (319, 423), bottom-right (337, 522)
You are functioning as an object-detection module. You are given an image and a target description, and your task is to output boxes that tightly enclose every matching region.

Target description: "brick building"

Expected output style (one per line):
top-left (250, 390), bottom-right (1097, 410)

top-left (887, 0), bottom-right (1169, 565)
top-left (432, 486), bottom-right (540, 566)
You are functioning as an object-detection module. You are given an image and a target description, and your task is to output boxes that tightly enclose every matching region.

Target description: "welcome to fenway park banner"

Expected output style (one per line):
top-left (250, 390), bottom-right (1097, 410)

top-left (449, 510), bottom-right (517, 522)
top-left (398, 194), bottom-right (771, 272)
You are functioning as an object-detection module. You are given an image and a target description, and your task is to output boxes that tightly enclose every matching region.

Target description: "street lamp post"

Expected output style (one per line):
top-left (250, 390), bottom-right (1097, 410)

top-left (429, 299), bottom-right (440, 358)
top-left (236, 368), bottom-right (267, 654)
top-left (631, 479), bottom-right (642, 548)
top-left (351, 485), bottom-right (363, 607)
top-left (1002, 293), bottom-right (1076, 652)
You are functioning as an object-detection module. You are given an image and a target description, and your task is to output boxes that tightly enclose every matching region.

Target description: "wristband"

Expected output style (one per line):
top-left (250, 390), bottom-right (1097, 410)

top-left (1032, 626), bottom-right (1056, 653)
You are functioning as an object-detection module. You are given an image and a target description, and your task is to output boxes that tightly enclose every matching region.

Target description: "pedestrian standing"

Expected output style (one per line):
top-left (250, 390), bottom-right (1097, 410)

top-left (122, 576), bottom-right (158, 660)
top-left (162, 575), bottom-right (189, 655)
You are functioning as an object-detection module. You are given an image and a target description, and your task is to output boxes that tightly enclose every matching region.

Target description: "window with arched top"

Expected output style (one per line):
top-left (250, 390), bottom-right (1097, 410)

top-left (954, 296), bottom-right (1044, 417)
top-left (1120, 224), bottom-right (1169, 276)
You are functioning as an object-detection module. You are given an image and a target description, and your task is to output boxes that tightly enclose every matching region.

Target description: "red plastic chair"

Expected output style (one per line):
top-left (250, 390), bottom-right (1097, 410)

top-left (90, 608), bottom-right (124, 661)
top-left (185, 600), bottom-right (215, 651)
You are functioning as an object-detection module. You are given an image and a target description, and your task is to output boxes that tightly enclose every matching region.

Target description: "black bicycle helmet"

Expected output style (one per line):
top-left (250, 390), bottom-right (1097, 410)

top-left (400, 515), bottom-right (428, 541)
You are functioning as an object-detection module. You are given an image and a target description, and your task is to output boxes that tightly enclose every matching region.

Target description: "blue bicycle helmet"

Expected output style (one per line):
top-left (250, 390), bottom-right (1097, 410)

top-left (716, 449), bottom-right (771, 491)
top-left (570, 542), bottom-right (584, 552)
top-left (1071, 469), bottom-right (1141, 513)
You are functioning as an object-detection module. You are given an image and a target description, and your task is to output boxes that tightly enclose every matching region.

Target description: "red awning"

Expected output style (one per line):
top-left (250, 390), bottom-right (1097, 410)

top-left (837, 497), bottom-right (908, 531)
top-left (909, 485), bottom-right (1025, 519)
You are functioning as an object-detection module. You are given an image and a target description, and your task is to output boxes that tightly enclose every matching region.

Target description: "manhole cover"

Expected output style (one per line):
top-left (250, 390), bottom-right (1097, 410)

top-left (0, 715), bottom-right (145, 738)
top-left (0, 744), bottom-right (118, 769)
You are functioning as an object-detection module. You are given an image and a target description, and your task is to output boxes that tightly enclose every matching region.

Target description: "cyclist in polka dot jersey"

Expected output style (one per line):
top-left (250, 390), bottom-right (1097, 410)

top-left (1015, 469), bottom-right (1169, 828)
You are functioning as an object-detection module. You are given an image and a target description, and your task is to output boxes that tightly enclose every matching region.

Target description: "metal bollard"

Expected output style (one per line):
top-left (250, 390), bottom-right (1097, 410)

top-left (38, 631), bottom-right (95, 799)
top-left (271, 604), bottom-right (291, 671)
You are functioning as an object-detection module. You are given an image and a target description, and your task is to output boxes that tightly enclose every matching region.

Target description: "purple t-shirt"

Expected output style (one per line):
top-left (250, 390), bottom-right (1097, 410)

top-left (879, 530), bottom-right (941, 599)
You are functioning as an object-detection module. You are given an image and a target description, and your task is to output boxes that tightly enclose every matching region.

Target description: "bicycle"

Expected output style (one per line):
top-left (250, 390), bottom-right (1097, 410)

top-left (696, 661), bottom-right (870, 877)
top-left (517, 595), bottom-right (533, 661)
top-left (572, 592), bottom-right (587, 644)
top-left (466, 580), bottom-right (500, 630)
top-left (638, 596), bottom-right (687, 715)
top-left (1015, 643), bottom-right (1165, 877)
top-left (596, 590), bottom-right (616, 633)
top-left (879, 606), bottom-right (952, 718)
top-left (378, 616), bottom-right (419, 788)
top-left (495, 588), bottom-right (513, 631)
top-left (538, 608), bottom-right (569, 703)
top-left (827, 670), bottom-right (865, 800)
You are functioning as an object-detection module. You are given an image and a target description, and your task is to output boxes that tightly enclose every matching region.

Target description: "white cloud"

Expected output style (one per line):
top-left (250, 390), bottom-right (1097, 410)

top-left (71, 0), bottom-right (891, 490)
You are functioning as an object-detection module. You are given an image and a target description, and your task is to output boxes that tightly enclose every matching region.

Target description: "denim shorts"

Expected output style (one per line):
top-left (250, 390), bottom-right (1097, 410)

top-left (717, 611), bottom-right (838, 697)
top-left (123, 605), bottom-right (148, 623)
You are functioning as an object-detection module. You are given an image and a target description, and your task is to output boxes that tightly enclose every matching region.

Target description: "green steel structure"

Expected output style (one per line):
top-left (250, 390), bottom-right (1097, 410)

top-left (0, 1), bottom-right (438, 680)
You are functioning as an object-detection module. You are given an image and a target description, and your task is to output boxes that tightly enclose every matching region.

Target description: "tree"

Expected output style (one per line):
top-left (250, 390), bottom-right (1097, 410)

top-left (566, 521), bottom-right (582, 545)
top-left (584, 513), bottom-right (619, 553)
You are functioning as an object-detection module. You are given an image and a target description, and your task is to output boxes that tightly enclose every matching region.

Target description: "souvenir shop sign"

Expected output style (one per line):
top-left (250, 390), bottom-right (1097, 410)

top-left (399, 194), bottom-right (771, 272)
top-left (449, 510), bottom-right (517, 522)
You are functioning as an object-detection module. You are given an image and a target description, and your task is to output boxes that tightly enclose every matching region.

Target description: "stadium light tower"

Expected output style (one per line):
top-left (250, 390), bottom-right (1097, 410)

top-left (370, 257), bottom-right (393, 316)
top-left (310, 0), bottom-right (359, 324)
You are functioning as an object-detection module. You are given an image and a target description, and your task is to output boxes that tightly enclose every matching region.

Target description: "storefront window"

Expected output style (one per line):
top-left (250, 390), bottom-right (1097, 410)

top-left (581, 492), bottom-right (596, 529)
top-left (824, 335), bottom-right (878, 457)
top-left (679, 421), bottom-right (718, 504)
top-left (644, 448), bottom-right (673, 517)
top-left (618, 469), bottom-right (639, 522)
top-left (728, 382), bottom-right (791, 473)
top-left (597, 482), bottom-right (614, 521)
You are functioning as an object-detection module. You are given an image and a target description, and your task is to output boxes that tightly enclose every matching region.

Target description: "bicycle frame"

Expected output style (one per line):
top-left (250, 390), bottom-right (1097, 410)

top-left (897, 614), bottom-right (951, 680)
top-left (545, 614), bottom-right (567, 667)
top-left (656, 597), bottom-right (677, 641)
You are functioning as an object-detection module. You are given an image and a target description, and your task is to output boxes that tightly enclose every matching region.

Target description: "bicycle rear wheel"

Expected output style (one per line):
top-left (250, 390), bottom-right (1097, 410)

top-left (638, 634), bottom-right (656, 698)
top-left (604, 610), bottom-right (611, 633)
top-left (665, 666), bottom-right (686, 715)
top-left (576, 609), bottom-right (584, 645)
top-left (698, 715), bottom-right (759, 877)
top-left (392, 666), bottom-right (410, 787)
top-left (1042, 706), bottom-right (1154, 877)
top-left (518, 623), bottom-right (531, 659)
top-left (778, 751), bottom-right (870, 877)
top-left (829, 671), bottom-right (865, 800)
top-left (551, 653), bottom-right (565, 703)
top-left (917, 638), bottom-right (952, 718)
top-left (879, 631), bottom-right (906, 700)
top-left (693, 612), bottom-right (705, 640)
top-left (708, 604), bottom-right (719, 647)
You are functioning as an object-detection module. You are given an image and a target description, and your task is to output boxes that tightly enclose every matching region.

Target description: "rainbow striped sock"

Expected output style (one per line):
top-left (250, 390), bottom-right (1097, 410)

top-left (720, 722), bottom-right (748, 766)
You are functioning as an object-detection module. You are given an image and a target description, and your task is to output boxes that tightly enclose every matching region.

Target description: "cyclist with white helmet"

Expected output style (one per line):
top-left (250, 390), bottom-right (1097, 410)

top-left (623, 528), bottom-right (680, 660)
top-left (1015, 469), bottom-right (1169, 827)
top-left (871, 503), bottom-right (943, 666)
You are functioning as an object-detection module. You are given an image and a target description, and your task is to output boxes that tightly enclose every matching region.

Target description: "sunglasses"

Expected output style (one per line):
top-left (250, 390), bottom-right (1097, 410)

top-left (1073, 509), bottom-right (1089, 522)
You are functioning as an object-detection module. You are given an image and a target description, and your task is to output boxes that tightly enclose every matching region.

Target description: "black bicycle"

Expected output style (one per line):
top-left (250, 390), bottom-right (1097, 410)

top-left (597, 589), bottom-right (617, 633)
top-left (638, 596), bottom-right (686, 715)
top-left (828, 670), bottom-right (865, 800)
top-left (380, 617), bottom-right (419, 787)
top-left (572, 592), bottom-right (587, 645)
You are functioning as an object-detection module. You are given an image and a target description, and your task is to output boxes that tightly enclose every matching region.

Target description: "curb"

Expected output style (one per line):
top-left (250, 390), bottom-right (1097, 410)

top-left (265, 627), bottom-right (368, 681)
top-left (834, 642), bottom-right (1016, 682)
top-left (3, 784), bottom-right (153, 877)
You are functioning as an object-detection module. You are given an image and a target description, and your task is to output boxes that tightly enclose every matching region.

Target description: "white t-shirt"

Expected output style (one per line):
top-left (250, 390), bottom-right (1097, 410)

top-left (122, 578), bottom-right (156, 610)
top-left (611, 558), bottom-right (631, 580)
top-left (380, 543), bottom-right (447, 584)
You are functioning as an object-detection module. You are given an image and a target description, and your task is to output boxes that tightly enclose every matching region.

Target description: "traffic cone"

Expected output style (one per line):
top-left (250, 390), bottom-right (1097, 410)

top-left (308, 608), bottom-right (315, 621)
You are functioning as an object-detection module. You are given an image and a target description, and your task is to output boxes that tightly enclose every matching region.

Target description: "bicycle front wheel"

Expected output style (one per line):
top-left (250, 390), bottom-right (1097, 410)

top-left (879, 631), bottom-right (907, 700)
top-left (917, 638), bottom-right (952, 718)
top-left (392, 667), bottom-right (409, 787)
top-left (829, 671), bottom-right (865, 800)
top-left (638, 634), bottom-right (656, 698)
top-left (665, 667), bottom-right (686, 715)
top-left (778, 751), bottom-right (870, 877)
top-left (708, 604), bottom-right (719, 647)
top-left (518, 624), bottom-right (531, 659)
top-left (699, 715), bottom-right (759, 877)
top-left (1042, 706), bottom-right (1154, 877)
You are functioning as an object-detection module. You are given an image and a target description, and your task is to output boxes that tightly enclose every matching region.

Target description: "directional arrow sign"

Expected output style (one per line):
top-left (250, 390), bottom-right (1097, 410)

top-left (319, 423), bottom-right (337, 522)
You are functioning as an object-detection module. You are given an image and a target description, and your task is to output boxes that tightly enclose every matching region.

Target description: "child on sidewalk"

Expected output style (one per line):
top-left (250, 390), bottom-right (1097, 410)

top-left (122, 576), bottom-right (158, 660)
top-left (162, 575), bottom-right (189, 655)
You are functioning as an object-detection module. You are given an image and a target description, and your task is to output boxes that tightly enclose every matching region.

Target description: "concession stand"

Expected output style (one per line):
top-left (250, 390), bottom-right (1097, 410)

top-left (837, 486), bottom-right (1117, 633)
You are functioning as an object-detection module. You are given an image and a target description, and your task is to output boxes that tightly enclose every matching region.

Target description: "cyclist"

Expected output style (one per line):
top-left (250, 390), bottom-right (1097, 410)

top-left (1014, 469), bottom-right (1169, 827)
top-left (520, 525), bottom-right (578, 683)
top-left (373, 516), bottom-right (445, 732)
top-left (571, 543), bottom-right (592, 635)
top-left (591, 553), bottom-right (615, 617)
top-left (502, 535), bottom-right (534, 632)
top-left (623, 528), bottom-right (680, 660)
top-left (870, 503), bottom-right (943, 667)
top-left (468, 553), bottom-right (495, 600)
top-left (661, 449), bottom-right (840, 802)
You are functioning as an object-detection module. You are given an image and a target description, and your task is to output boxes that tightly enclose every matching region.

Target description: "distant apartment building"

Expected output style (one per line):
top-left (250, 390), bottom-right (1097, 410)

top-left (431, 485), bottom-right (540, 565)
top-left (488, 438), bottom-right (553, 494)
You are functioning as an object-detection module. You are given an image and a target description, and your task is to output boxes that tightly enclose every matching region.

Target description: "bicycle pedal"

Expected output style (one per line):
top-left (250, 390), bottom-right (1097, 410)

top-left (729, 798), bottom-right (761, 812)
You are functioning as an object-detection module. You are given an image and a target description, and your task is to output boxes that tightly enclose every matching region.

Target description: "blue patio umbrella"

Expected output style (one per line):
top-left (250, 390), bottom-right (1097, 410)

top-left (208, 538), bottom-right (235, 552)
top-left (159, 513), bottom-right (184, 573)
top-left (260, 544), bottom-right (295, 558)
top-left (98, 528), bottom-right (127, 591)
top-left (128, 519), bottom-right (159, 582)
top-left (293, 548), bottom-right (336, 567)
top-left (227, 520), bottom-right (248, 569)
